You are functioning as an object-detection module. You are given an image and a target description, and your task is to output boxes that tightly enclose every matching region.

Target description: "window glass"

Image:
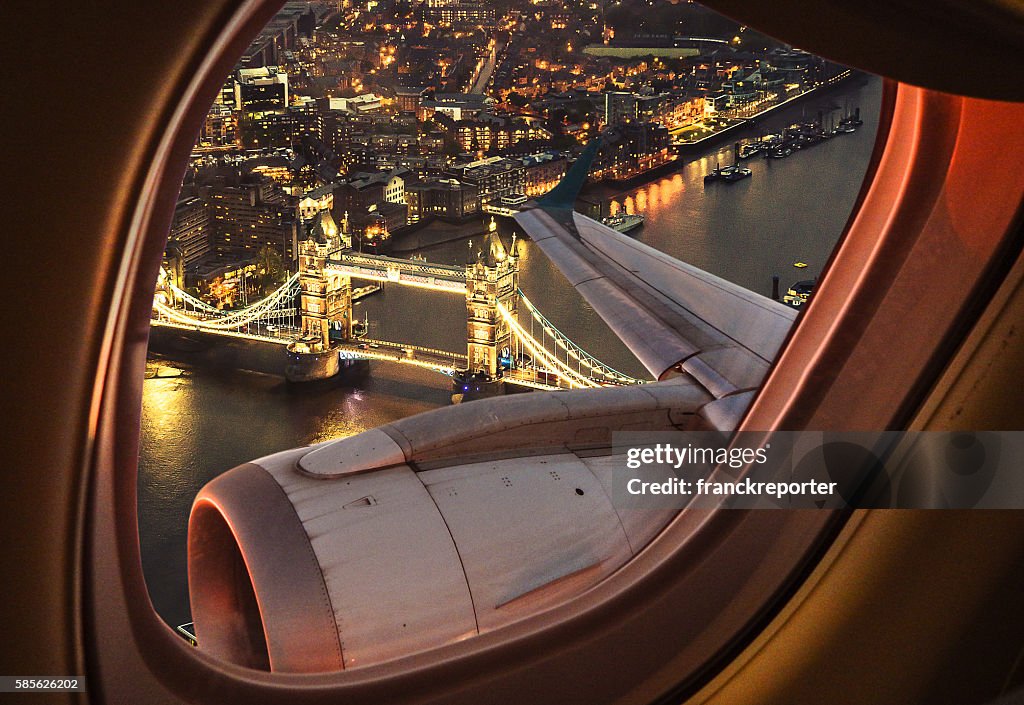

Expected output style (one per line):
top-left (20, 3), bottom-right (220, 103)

top-left (140, 0), bottom-right (880, 665)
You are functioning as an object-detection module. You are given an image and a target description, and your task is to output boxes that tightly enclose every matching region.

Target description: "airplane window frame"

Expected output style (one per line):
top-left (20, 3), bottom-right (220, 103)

top-left (78, 1), bottom-right (1024, 703)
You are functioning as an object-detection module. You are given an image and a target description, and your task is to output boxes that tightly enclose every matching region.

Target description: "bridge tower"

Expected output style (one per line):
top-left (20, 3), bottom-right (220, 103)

top-left (286, 237), bottom-right (355, 383)
top-left (296, 237), bottom-right (353, 348)
top-left (465, 222), bottom-right (518, 377)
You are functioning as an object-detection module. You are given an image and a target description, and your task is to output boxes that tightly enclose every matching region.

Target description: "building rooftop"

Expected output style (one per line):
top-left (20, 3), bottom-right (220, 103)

top-left (302, 183), bottom-right (334, 200)
top-left (347, 167), bottom-right (413, 190)
top-left (424, 93), bottom-right (493, 108)
top-left (521, 151), bottom-right (564, 166)
top-left (237, 66), bottom-right (287, 82)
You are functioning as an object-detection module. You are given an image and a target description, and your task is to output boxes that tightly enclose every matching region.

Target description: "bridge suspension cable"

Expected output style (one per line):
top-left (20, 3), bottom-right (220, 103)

top-left (514, 289), bottom-right (643, 385)
top-left (166, 284), bottom-right (222, 313)
top-left (154, 273), bottom-right (301, 331)
top-left (151, 254), bottom-right (645, 391)
top-left (497, 297), bottom-right (646, 389)
top-left (497, 300), bottom-right (599, 388)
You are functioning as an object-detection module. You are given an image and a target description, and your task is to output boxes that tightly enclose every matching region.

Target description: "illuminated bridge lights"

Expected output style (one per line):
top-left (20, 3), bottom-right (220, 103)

top-left (495, 300), bottom-right (602, 389)
top-left (151, 254), bottom-right (643, 391)
top-left (157, 273), bottom-right (302, 329)
top-left (515, 289), bottom-right (641, 384)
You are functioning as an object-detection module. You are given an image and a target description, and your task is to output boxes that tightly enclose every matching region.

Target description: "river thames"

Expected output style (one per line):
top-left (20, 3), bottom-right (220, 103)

top-left (140, 75), bottom-right (882, 627)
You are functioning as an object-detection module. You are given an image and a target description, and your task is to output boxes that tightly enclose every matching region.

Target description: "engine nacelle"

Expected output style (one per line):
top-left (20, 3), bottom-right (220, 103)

top-left (188, 381), bottom-right (714, 672)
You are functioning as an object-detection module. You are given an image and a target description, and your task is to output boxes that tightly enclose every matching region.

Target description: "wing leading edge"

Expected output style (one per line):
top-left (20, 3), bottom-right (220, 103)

top-left (514, 142), bottom-right (796, 397)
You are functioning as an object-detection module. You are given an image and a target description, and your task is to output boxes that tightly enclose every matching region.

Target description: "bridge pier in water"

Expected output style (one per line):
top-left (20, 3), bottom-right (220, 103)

top-left (285, 238), bottom-right (360, 383)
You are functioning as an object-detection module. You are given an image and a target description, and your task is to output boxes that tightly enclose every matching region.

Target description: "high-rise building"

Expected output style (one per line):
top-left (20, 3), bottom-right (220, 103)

top-left (234, 67), bottom-right (292, 149)
top-left (167, 197), bottom-right (211, 268)
top-left (448, 157), bottom-right (525, 208)
top-left (234, 67), bottom-right (289, 113)
top-left (318, 108), bottom-right (354, 156)
top-left (405, 178), bottom-right (479, 223)
top-left (202, 177), bottom-right (296, 261)
top-left (604, 91), bottom-right (638, 126)
top-left (215, 76), bottom-right (236, 108)
top-left (288, 100), bottom-right (320, 143)
top-left (197, 104), bottom-right (239, 150)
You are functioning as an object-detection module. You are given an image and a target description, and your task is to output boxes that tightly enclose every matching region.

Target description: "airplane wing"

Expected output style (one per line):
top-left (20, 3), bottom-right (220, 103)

top-left (514, 139), bottom-right (797, 398)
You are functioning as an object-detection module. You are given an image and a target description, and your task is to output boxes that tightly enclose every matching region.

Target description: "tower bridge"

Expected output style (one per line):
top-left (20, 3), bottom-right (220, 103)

top-left (152, 226), bottom-right (644, 394)
top-left (328, 252), bottom-right (467, 294)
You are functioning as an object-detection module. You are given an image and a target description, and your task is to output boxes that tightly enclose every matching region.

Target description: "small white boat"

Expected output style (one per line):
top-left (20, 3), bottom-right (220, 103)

top-left (600, 213), bottom-right (646, 233)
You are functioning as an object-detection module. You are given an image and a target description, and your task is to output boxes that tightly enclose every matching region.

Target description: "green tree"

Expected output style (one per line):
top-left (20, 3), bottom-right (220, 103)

top-left (255, 245), bottom-right (286, 296)
top-left (507, 91), bottom-right (529, 108)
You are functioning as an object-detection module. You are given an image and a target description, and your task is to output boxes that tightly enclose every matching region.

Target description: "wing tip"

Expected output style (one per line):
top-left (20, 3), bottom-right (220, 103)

top-left (536, 138), bottom-right (601, 211)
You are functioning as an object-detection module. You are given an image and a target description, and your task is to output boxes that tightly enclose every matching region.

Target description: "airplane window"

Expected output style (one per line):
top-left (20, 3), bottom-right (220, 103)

top-left (139, 0), bottom-right (883, 676)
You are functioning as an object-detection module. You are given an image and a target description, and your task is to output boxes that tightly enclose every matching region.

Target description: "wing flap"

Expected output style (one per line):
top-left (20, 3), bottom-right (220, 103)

top-left (514, 205), bottom-right (797, 395)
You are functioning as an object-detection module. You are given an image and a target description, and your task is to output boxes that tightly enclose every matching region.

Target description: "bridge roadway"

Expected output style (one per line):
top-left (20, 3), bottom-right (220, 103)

top-left (153, 319), bottom-right (591, 391)
top-left (336, 339), bottom-right (468, 374)
top-left (335, 339), bottom-right (572, 390)
top-left (153, 250), bottom-right (628, 390)
top-left (151, 319), bottom-right (296, 345)
top-left (328, 252), bottom-right (467, 294)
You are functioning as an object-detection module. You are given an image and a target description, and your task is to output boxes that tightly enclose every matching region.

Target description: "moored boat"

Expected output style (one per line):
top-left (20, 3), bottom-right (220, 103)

top-left (600, 213), bottom-right (646, 233)
top-left (783, 279), bottom-right (816, 307)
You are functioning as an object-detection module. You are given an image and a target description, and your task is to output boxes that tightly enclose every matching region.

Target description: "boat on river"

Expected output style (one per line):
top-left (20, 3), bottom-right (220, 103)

top-left (600, 213), bottom-right (646, 233)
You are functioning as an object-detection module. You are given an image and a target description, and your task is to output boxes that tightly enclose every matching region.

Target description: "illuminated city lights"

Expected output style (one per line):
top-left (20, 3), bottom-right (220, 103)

top-left (158, 0), bottom-right (852, 390)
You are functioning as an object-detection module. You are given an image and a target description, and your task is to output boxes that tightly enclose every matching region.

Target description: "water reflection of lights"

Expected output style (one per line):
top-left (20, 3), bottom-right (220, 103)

top-left (647, 181), bottom-right (659, 210)
top-left (310, 407), bottom-right (369, 445)
top-left (142, 367), bottom-right (195, 438)
top-left (605, 169), bottom-right (689, 221)
top-left (644, 174), bottom-right (686, 213)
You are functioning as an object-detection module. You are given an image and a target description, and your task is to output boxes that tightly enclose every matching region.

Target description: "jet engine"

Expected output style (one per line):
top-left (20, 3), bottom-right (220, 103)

top-left (188, 380), bottom-right (716, 672)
